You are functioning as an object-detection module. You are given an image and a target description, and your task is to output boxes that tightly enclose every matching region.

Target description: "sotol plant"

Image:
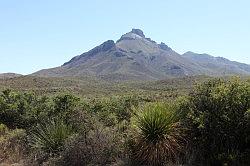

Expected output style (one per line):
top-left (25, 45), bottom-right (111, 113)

top-left (130, 103), bottom-right (185, 166)
top-left (28, 119), bottom-right (74, 154)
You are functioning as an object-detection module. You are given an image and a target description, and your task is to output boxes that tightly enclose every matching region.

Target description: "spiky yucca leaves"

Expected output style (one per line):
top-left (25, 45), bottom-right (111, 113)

top-left (131, 103), bottom-right (185, 166)
top-left (28, 119), bottom-right (74, 154)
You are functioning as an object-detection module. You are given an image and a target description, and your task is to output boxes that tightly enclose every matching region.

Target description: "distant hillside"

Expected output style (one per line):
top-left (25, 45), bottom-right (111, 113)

top-left (182, 51), bottom-right (250, 75)
top-left (0, 73), bottom-right (22, 79)
top-left (0, 75), bottom-right (212, 98)
top-left (33, 29), bottom-right (250, 81)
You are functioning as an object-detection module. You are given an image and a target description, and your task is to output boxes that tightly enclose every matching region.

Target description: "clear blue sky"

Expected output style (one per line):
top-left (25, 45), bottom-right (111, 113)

top-left (0, 0), bottom-right (249, 74)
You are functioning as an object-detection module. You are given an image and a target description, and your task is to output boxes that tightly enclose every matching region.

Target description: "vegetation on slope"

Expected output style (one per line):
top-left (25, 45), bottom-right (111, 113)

top-left (0, 77), bottom-right (249, 165)
top-left (0, 75), bottom-right (210, 99)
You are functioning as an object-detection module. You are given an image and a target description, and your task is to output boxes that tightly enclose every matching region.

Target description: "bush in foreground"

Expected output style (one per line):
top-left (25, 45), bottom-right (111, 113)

top-left (184, 78), bottom-right (250, 165)
top-left (60, 124), bottom-right (126, 166)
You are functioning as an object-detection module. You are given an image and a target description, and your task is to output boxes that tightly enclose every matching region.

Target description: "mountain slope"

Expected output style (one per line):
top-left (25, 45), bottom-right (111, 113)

top-left (182, 51), bottom-right (250, 75)
top-left (33, 29), bottom-right (250, 80)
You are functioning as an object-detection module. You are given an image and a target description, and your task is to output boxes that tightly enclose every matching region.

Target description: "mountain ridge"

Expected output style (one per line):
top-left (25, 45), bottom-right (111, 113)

top-left (32, 29), bottom-right (250, 81)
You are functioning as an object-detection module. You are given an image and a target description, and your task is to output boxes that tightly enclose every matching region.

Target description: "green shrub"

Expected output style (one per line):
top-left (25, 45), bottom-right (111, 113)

top-left (0, 123), bottom-right (8, 135)
top-left (86, 95), bottom-right (140, 127)
top-left (111, 95), bottom-right (140, 122)
top-left (0, 91), bottom-right (81, 130)
top-left (0, 89), bottom-right (51, 129)
top-left (66, 109), bottom-right (96, 134)
top-left (184, 78), bottom-right (250, 165)
top-left (50, 94), bottom-right (80, 120)
top-left (60, 125), bottom-right (125, 166)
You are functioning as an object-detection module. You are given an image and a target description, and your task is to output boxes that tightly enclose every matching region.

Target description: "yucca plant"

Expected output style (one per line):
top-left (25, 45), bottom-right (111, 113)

top-left (131, 103), bottom-right (185, 166)
top-left (28, 118), bottom-right (74, 154)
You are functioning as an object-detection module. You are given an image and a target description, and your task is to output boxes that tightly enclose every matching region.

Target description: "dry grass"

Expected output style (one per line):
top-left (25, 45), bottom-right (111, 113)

top-left (0, 124), bottom-right (27, 165)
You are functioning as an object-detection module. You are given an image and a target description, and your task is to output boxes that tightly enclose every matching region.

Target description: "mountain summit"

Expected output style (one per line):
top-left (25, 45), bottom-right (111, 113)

top-left (33, 29), bottom-right (250, 80)
top-left (131, 28), bottom-right (145, 37)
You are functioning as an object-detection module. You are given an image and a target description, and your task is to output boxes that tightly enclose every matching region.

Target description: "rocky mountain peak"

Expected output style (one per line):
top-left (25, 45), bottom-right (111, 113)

top-left (131, 28), bottom-right (145, 38)
top-left (117, 29), bottom-right (146, 43)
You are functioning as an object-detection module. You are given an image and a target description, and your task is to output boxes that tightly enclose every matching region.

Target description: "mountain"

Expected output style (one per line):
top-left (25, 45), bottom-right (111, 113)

top-left (33, 29), bottom-right (250, 80)
top-left (0, 73), bottom-right (22, 79)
